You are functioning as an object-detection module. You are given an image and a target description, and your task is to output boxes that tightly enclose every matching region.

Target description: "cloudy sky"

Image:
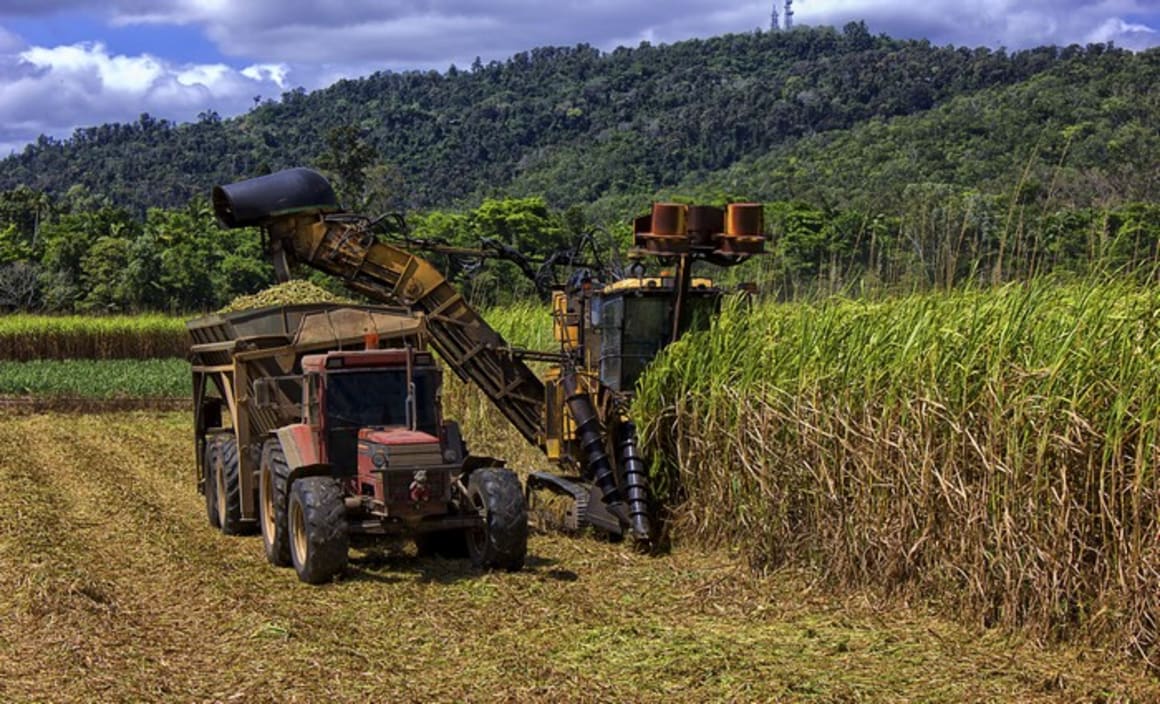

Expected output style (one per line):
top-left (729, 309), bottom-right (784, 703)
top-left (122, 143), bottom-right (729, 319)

top-left (0, 1), bottom-right (1157, 155)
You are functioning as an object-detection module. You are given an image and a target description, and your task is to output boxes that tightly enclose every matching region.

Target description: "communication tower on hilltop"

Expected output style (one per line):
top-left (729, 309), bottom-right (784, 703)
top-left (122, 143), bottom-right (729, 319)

top-left (784, 0), bottom-right (794, 29)
top-left (770, 3), bottom-right (779, 30)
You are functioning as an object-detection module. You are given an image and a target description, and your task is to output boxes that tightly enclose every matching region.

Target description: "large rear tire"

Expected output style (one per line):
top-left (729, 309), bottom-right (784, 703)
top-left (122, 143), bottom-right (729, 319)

top-left (466, 468), bottom-right (528, 571)
top-left (288, 477), bottom-right (349, 584)
top-left (211, 435), bottom-right (247, 535)
top-left (259, 438), bottom-right (292, 566)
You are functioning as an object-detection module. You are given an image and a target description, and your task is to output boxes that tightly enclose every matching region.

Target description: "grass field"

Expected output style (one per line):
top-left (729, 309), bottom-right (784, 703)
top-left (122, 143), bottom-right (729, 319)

top-left (0, 358), bottom-right (189, 398)
top-left (1, 412), bottom-right (1157, 702)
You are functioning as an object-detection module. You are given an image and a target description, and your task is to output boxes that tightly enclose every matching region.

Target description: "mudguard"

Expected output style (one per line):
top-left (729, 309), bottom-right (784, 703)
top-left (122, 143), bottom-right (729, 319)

top-left (275, 424), bottom-right (322, 471)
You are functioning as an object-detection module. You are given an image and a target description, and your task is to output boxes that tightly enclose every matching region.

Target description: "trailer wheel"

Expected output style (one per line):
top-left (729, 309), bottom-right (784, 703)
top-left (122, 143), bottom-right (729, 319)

top-left (203, 440), bottom-right (219, 528)
top-left (466, 468), bottom-right (528, 571)
top-left (212, 435), bottom-right (247, 535)
top-left (259, 439), bottom-right (292, 566)
top-left (288, 477), bottom-right (349, 584)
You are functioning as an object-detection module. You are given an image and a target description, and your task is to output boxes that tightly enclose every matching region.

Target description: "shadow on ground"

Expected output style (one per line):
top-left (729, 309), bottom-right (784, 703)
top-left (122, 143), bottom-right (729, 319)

top-left (344, 549), bottom-right (577, 585)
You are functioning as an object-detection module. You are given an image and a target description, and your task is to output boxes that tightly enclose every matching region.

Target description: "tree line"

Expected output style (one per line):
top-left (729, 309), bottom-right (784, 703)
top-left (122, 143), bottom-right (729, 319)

top-left (2, 183), bottom-right (1156, 313)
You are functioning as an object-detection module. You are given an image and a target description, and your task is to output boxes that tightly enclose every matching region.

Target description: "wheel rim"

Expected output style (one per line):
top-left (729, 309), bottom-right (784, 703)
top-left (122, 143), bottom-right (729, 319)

top-left (468, 491), bottom-right (488, 555)
top-left (214, 454), bottom-right (227, 527)
top-left (290, 498), bottom-right (307, 567)
top-left (260, 467), bottom-right (275, 545)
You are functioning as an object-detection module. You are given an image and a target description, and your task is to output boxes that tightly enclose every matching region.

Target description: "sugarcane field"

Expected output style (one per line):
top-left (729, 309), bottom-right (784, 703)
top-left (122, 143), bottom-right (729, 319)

top-left (2, 10), bottom-right (1160, 702)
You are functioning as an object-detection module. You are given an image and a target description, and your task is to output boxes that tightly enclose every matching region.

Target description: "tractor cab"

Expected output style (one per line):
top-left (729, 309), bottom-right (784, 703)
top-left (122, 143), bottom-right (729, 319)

top-left (300, 348), bottom-right (463, 519)
top-left (554, 274), bottom-right (722, 394)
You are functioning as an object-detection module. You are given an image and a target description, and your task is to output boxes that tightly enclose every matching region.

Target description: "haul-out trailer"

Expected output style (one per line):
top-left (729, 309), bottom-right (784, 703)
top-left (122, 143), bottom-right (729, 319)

top-left (188, 303), bottom-right (527, 583)
top-left (206, 167), bottom-right (765, 551)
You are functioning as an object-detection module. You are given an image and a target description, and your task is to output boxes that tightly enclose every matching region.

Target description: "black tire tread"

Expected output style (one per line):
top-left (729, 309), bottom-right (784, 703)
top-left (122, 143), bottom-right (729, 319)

top-left (260, 438), bottom-right (292, 566)
top-left (467, 468), bottom-right (528, 571)
top-left (290, 476), bottom-right (349, 585)
top-left (203, 438), bottom-right (219, 528)
top-left (214, 435), bottom-right (247, 535)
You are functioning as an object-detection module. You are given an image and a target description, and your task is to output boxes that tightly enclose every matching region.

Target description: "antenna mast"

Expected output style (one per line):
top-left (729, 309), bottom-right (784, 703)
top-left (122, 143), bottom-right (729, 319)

top-left (770, 2), bottom-right (780, 30)
top-left (784, 0), bottom-right (794, 29)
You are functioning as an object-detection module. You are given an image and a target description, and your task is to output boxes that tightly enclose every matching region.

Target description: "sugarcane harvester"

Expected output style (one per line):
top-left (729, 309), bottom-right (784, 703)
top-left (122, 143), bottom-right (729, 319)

top-left (211, 168), bottom-right (765, 544)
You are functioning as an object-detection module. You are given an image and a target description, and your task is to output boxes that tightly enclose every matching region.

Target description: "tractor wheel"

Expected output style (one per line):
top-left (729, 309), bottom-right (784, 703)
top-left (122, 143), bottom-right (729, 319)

top-left (466, 468), bottom-right (528, 571)
top-left (259, 438), bottom-right (292, 567)
top-left (415, 530), bottom-right (468, 559)
top-left (288, 477), bottom-right (349, 584)
top-left (212, 435), bottom-right (247, 535)
top-left (203, 439), bottom-right (219, 528)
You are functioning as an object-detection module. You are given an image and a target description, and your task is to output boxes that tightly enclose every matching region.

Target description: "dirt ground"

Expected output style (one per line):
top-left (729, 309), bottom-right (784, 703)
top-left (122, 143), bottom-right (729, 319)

top-left (1, 411), bottom-right (1157, 703)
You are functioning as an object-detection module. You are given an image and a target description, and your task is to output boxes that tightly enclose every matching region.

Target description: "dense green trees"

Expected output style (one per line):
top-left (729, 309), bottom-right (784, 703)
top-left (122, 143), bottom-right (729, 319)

top-left (0, 196), bottom-right (275, 313)
top-left (0, 30), bottom-right (1155, 313)
top-left (0, 191), bottom-right (584, 312)
top-left (671, 48), bottom-right (1159, 214)
top-left (1, 29), bottom-right (1136, 216)
top-left (1, 182), bottom-right (1154, 313)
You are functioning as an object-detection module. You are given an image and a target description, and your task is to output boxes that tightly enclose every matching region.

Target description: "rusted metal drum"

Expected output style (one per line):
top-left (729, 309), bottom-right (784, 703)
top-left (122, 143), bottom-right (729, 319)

top-left (686, 205), bottom-right (724, 248)
top-left (720, 203), bottom-right (766, 254)
top-left (633, 203), bottom-right (691, 254)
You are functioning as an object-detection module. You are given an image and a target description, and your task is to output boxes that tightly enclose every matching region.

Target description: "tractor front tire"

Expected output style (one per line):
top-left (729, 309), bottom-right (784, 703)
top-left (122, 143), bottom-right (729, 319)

top-left (466, 468), bottom-right (528, 571)
top-left (212, 435), bottom-right (247, 535)
top-left (288, 477), bottom-right (349, 584)
top-left (259, 438), bottom-right (292, 567)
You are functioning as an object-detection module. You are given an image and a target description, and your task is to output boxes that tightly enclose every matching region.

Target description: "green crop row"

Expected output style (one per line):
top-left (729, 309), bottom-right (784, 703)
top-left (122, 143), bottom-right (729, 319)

top-left (0, 359), bottom-right (189, 398)
top-left (481, 301), bottom-right (554, 350)
top-left (0, 315), bottom-right (188, 361)
top-left (634, 277), bottom-right (1160, 663)
top-left (0, 302), bottom-right (554, 363)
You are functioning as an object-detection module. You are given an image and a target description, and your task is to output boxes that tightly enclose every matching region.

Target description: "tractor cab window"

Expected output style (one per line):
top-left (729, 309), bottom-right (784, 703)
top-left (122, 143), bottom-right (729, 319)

top-left (598, 291), bottom-right (720, 392)
top-left (598, 295), bottom-right (669, 392)
top-left (304, 373), bottom-right (321, 425)
top-left (323, 368), bottom-right (440, 471)
top-left (683, 293), bottom-right (718, 332)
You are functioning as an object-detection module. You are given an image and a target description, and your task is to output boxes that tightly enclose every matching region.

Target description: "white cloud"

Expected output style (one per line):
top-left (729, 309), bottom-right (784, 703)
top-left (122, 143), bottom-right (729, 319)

top-left (240, 63), bottom-right (287, 87)
top-left (796, 0), bottom-right (1159, 50)
top-left (0, 38), bottom-right (287, 154)
top-left (7, 1), bottom-right (1160, 60)
top-left (1086, 17), bottom-right (1157, 48)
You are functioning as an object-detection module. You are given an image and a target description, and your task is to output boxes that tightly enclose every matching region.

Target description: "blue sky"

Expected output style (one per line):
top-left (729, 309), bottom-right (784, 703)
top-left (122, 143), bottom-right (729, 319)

top-left (0, 1), bottom-right (1156, 155)
top-left (5, 11), bottom-right (219, 64)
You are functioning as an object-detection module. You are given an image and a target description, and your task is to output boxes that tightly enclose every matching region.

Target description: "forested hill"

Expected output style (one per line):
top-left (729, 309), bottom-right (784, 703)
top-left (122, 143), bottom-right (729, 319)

top-left (0, 25), bottom-right (1114, 214)
top-left (667, 46), bottom-right (1159, 211)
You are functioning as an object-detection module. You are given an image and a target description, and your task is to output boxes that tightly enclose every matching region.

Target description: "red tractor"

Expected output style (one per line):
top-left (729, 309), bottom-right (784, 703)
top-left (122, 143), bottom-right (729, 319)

top-left (189, 304), bottom-right (527, 584)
